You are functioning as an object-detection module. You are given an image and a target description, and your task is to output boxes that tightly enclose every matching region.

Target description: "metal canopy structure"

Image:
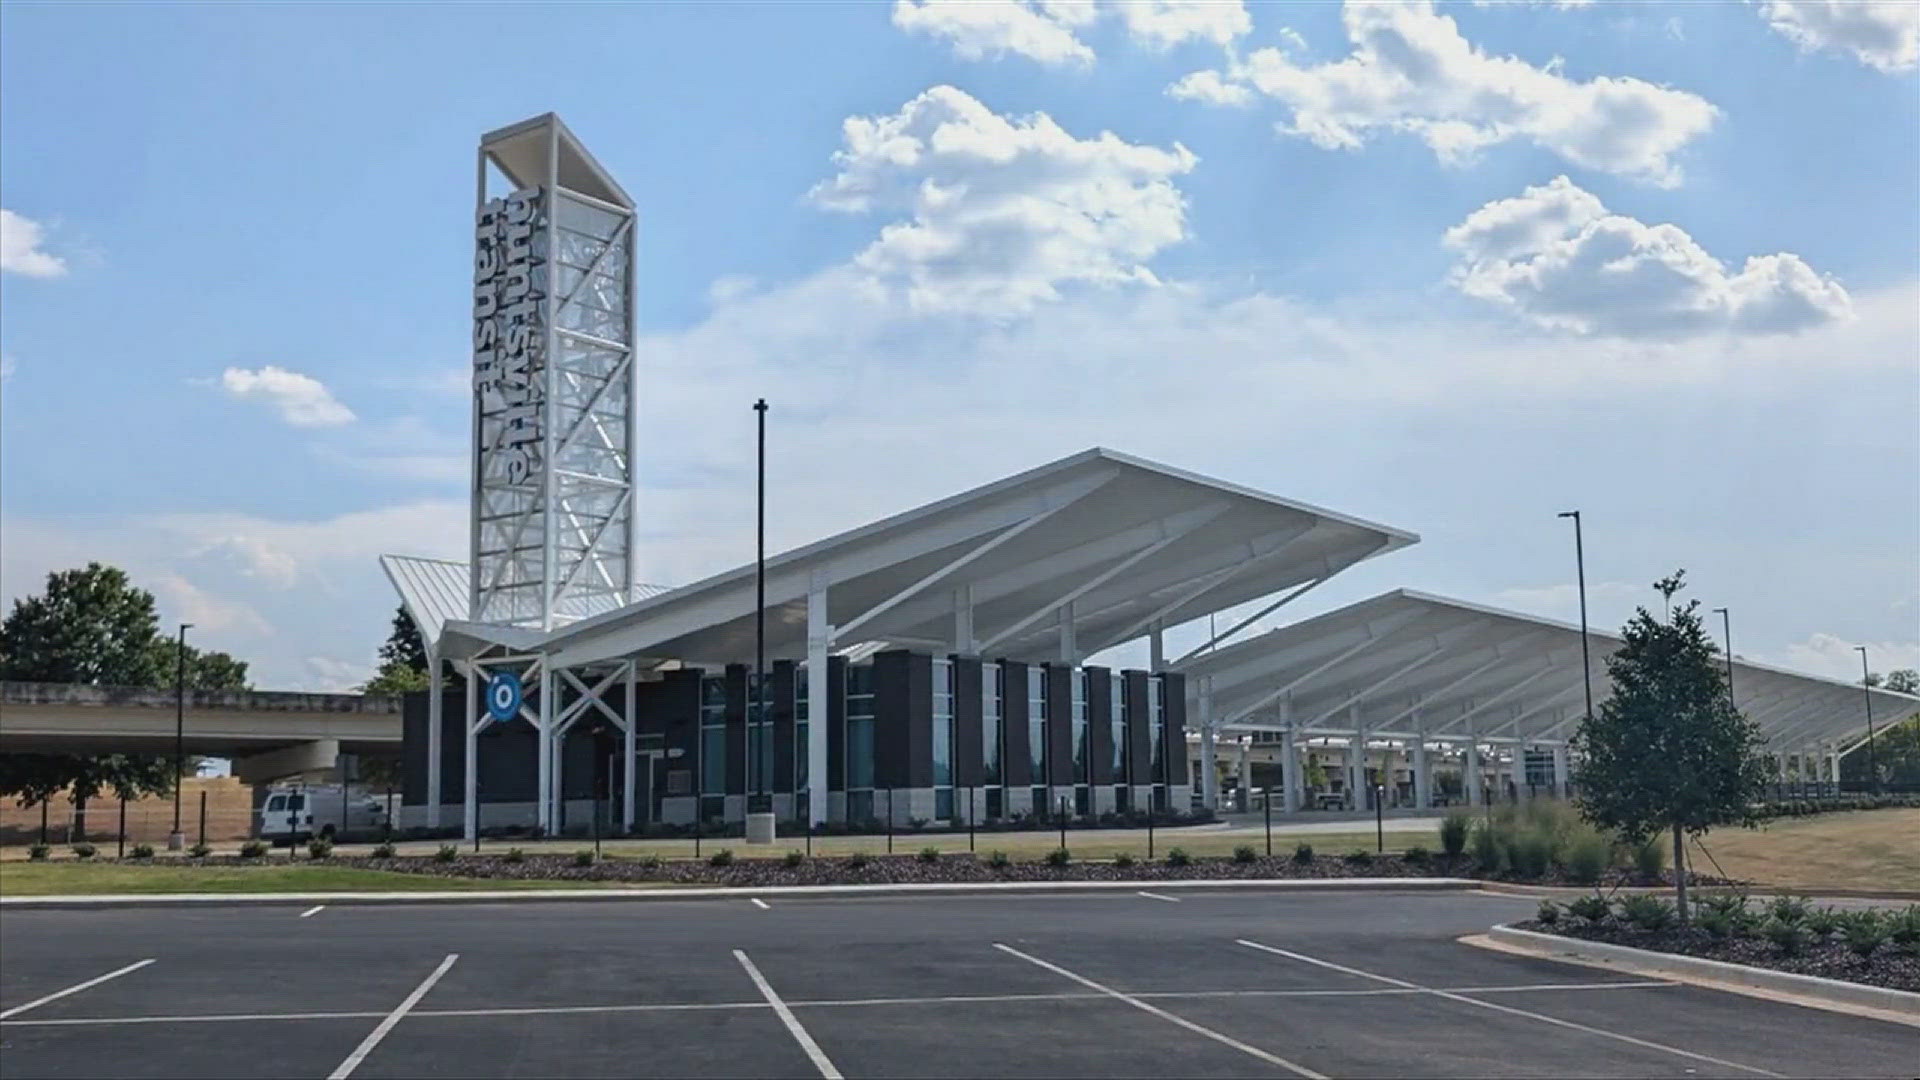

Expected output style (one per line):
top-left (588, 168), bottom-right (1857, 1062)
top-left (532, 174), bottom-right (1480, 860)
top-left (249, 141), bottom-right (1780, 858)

top-left (480, 447), bottom-right (1419, 672)
top-left (1181, 587), bottom-right (1917, 764)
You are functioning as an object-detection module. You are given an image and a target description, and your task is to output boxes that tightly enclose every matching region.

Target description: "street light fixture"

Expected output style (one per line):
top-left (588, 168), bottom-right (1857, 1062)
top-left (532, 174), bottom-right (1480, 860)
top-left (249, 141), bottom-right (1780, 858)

top-left (1556, 512), bottom-right (1594, 726)
top-left (169, 622), bottom-right (193, 851)
top-left (1855, 645), bottom-right (1878, 796)
top-left (1711, 607), bottom-right (1734, 698)
top-left (752, 398), bottom-right (769, 815)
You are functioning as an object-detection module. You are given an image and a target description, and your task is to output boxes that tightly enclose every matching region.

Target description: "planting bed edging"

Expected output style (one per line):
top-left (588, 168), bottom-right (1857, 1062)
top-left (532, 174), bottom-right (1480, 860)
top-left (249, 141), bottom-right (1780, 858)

top-left (0, 876), bottom-right (1479, 909)
top-left (1478, 924), bottom-right (1920, 1027)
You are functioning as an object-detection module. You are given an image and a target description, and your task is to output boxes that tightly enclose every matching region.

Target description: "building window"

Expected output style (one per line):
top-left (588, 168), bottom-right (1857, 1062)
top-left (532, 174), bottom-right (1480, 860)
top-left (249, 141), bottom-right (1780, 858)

top-left (983, 664), bottom-right (1004, 819)
top-left (1072, 670), bottom-right (1090, 816)
top-left (1149, 675), bottom-right (1168, 812)
top-left (794, 666), bottom-right (809, 822)
top-left (1028, 666), bottom-right (1048, 817)
top-left (700, 674), bottom-right (727, 823)
top-left (747, 673), bottom-right (773, 804)
top-left (845, 662), bottom-right (875, 825)
top-left (933, 659), bottom-right (955, 822)
top-left (1111, 672), bottom-right (1130, 813)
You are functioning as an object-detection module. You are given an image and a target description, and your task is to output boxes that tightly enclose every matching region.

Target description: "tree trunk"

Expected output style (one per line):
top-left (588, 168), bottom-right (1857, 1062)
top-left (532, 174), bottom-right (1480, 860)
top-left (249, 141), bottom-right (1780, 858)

top-left (1671, 823), bottom-right (1689, 924)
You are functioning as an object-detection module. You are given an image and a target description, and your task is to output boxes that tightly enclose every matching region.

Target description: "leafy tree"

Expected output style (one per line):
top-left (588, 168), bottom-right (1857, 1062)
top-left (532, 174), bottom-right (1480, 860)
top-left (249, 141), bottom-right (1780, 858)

top-left (0, 563), bottom-right (251, 808)
top-left (358, 605), bottom-right (449, 695)
top-left (1883, 669), bottom-right (1918, 695)
top-left (1840, 715), bottom-right (1920, 787)
top-left (1572, 571), bottom-right (1769, 922)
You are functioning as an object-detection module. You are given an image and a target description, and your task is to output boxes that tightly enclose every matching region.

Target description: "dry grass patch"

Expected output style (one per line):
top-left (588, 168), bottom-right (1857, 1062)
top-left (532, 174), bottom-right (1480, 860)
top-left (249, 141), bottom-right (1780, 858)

top-left (1693, 808), bottom-right (1920, 894)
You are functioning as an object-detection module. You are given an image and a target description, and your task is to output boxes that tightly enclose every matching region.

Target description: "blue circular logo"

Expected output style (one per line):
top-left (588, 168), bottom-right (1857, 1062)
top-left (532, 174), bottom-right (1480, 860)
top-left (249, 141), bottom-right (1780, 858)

top-left (486, 672), bottom-right (523, 722)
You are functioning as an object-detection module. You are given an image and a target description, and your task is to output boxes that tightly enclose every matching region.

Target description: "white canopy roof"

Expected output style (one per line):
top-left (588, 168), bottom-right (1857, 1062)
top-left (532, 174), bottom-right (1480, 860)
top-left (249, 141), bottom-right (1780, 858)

top-left (1180, 589), bottom-right (1917, 753)
top-left (434, 448), bottom-right (1417, 670)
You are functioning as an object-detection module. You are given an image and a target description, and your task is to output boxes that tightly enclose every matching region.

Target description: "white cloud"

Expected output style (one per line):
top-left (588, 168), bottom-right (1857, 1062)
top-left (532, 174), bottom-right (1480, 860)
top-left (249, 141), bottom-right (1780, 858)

top-left (1760, 1), bottom-right (1919, 73)
top-left (0, 209), bottom-right (68, 277)
top-left (809, 85), bottom-right (1197, 314)
top-left (1167, 68), bottom-right (1254, 106)
top-left (1443, 175), bottom-right (1852, 337)
top-left (300, 656), bottom-right (371, 693)
top-left (1175, 0), bottom-right (1717, 185)
top-left (221, 365), bottom-right (356, 427)
top-left (152, 500), bottom-right (467, 588)
top-left (151, 572), bottom-right (274, 637)
top-left (0, 354), bottom-right (15, 382)
top-left (892, 1), bottom-right (1247, 65)
top-left (1768, 632), bottom-right (1920, 683)
top-left (1488, 580), bottom-right (1644, 623)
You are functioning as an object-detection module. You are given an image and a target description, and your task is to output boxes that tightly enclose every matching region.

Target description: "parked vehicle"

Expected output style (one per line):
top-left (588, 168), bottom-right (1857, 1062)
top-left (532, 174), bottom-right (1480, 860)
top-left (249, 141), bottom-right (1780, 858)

top-left (257, 785), bottom-right (389, 841)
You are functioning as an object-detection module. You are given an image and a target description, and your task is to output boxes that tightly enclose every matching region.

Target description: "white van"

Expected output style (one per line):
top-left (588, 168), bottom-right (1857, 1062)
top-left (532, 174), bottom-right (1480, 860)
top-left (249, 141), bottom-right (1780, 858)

top-left (258, 785), bottom-right (390, 841)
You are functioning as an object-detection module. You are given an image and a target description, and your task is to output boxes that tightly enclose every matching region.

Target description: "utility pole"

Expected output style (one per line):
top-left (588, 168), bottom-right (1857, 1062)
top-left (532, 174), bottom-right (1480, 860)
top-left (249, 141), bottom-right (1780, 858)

top-left (753, 398), bottom-right (769, 814)
top-left (1556, 512), bottom-right (1594, 725)
top-left (169, 623), bottom-right (193, 850)
top-left (1856, 645), bottom-right (1878, 795)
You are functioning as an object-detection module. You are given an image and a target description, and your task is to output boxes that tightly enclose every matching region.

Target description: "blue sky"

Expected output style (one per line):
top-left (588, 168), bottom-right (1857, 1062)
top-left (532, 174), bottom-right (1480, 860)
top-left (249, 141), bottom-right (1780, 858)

top-left (2, 0), bottom-right (1916, 690)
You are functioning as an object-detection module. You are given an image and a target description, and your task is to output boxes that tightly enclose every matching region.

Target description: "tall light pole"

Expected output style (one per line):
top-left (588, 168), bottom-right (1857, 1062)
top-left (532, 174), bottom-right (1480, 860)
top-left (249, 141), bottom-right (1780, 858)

top-left (1711, 607), bottom-right (1734, 697)
top-left (1855, 645), bottom-right (1878, 795)
top-left (169, 622), bottom-right (193, 850)
top-left (753, 398), bottom-right (769, 814)
top-left (1556, 512), bottom-right (1594, 727)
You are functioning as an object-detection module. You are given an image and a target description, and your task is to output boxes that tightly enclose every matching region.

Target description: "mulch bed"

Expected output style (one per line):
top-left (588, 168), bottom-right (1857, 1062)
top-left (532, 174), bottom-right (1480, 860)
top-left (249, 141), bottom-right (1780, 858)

top-left (1517, 917), bottom-right (1920, 993)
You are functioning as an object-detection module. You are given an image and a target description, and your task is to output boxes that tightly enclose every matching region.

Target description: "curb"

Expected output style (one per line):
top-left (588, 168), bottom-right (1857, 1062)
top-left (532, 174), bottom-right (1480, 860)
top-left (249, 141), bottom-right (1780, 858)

top-left (1473, 882), bottom-right (1920, 903)
top-left (0, 876), bottom-right (1479, 910)
top-left (1470, 924), bottom-right (1920, 1027)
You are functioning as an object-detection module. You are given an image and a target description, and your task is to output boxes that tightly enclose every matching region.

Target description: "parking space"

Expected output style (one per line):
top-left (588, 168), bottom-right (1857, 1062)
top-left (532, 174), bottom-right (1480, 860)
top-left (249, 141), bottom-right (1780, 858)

top-left (1, 890), bottom-right (1912, 1079)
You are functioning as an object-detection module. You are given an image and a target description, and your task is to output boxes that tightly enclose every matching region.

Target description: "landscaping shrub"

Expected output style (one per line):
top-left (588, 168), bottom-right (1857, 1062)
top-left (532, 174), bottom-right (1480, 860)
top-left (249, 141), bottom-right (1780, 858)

top-left (634, 855), bottom-right (663, 870)
top-left (1764, 918), bottom-right (1806, 956)
top-left (189, 842), bottom-right (212, 858)
top-left (572, 850), bottom-right (595, 867)
top-left (240, 840), bottom-right (269, 859)
top-left (1562, 832), bottom-right (1610, 885)
top-left (917, 846), bottom-right (941, 864)
top-left (1619, 893), bottom-right (1676, 932)
top-left (1767, 895), bottom-right (1810, 925)
top-left (784, 851), bottom-right (805, 868)
top-left (1293, 843), bottom-right (1315, 864)
top-left (1506, 830), bottom-right (1553, 879)
top-left (1112, 852), bottom-right (1135, 869)
top-left (1232, 844), bottom-right (1258, 864)
top-left (129, 843), bottom-right (156, 859)
top-left (1537, 900), bottom-right (1560, 925)
top-left (1804, 906), bottom-right (1841, 940)
top-left (434, 844), bottom-right (458, 863)
top-left (27, 843), bottom-right (49, 861)
top-left (1841, 911), bottom-right (1888, 958)
top-left (847, 852), bottom-right (870, 869)
top-left (1165, 847), bottom-right (1192, 867)
top-left (1631, 838), bottom-right (1666, 881)
top-left (1439, 812), bottom-right (1471, 858)
top-left (371, 842), bottom-right (396, 858)
top-left (503, 847), bottom-right (526, 864)
top-left (1468, 822), bottom-right (1502, 873)
top-left (1044, 848), bottom-right (1071, 867)
top-left (1568, 894), bottom-right (1611, 923)
top-left (986, 850), bottom-right (1010, 869)
top-left (1402, 845), bottom-right (1429, 865)
top-left (1698, 909), bottom-right (1735, 940)
top-left (72, 842), bottom-right (97, 860)
top-left (708, 848), bottom-right (734, 867)
top-left (1888, 905), bottom-right (1920, 954)
top-left (1343, 849), bottom-right (1373, 867)
top-left (307, 839), bottom-right (333, 859)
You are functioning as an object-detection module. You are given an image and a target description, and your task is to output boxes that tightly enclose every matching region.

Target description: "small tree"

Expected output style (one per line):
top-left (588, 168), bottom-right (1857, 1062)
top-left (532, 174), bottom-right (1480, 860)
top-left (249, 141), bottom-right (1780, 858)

top-left (1572, 571), bottom-right (1768, 922)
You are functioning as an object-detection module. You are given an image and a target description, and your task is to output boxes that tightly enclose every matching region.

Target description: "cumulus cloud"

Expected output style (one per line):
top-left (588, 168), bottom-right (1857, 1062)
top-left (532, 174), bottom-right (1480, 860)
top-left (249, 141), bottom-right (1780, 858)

top-left (151, 572), bottom-right (274, 637)
top-left (1173, 0), bottom-right (1717, 185)
top-left (808, 85), bottom-right (1197, 314)
top-left (1760, 1), bottom-right (1919, 73)
top-left (1769, 632), bottom-right (1920, 684)
top-left (221, 365), bottom-right (356, 427)
top-left (153, 500), bottom-right (467, 588)
top-left (892, 1), bottom-right (1247, 66)
top-left (0, 209), bottom-right (68, 277)
top-left (1443, 176), bottom-right (1852, 337)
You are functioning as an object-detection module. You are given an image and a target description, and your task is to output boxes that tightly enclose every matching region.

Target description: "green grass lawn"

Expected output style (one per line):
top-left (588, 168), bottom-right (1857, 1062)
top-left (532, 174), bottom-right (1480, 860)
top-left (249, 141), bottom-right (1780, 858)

top-left (0, 862), bottom-right (652, 896)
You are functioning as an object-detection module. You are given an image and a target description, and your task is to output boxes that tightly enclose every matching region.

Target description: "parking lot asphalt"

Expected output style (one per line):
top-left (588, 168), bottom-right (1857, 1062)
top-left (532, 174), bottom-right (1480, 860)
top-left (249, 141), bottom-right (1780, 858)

top-left (1, 889), bottom-right (1912, 1079)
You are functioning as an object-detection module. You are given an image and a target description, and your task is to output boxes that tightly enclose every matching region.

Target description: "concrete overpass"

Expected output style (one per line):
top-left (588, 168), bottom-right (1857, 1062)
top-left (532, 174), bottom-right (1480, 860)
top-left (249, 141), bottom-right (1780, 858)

top-left (0, 682), bottom-right (401, 783)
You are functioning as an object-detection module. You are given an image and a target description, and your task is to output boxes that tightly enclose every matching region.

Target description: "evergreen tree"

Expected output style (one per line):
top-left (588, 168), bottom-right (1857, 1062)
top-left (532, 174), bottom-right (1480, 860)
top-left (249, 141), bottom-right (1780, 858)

top-left (1572, 571), bottom-right (1768, 922)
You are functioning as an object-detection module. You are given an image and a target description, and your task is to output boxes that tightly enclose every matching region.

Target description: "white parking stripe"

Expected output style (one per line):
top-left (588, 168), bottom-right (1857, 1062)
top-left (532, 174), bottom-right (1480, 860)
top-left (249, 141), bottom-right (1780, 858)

top-left (327, 954), bottom-right (458, 1080)
top-left (0, 960), bottom-right (156, 1020)
top-left (1235, 940), bottom-right (1782, 1078)
top-left (1136, 891), bottom-right (1180, 902)
top-left (300, 906), bottom-right (326, 918)
top-left (734, 950), bottom-right (843, 1079)
top-left (751, 898), bottom-right (771, 910)
top-left (994, 943), bottom-right (1327, 1080)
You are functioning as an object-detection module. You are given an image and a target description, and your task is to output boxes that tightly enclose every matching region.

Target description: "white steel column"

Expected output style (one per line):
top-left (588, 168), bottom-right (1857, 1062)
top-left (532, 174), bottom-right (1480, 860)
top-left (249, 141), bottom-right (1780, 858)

top-left (1412, 711), bottom-right (1431, 810)
top-left (1827, 744), bottom-right (1840, 788)
top-left (1058, 604), bottom-right (1076, 664)
top-left (623, 661), bottom-right (637, 831)
top-left (1236, 737), bottom-right (1251, 811)
top-left (1149, 621), bottom-right (1165, 673)
top-left (464, 666), bottom-right (479, 842)
top-left (426, 646), bottom-right (443, 829)
top-left (1551, 745), bottom-right (1569, 800)
top-left (807, 569), bottom-right (831, 827)
top-left (1346, 704), bottom-right (1364, 809)
top-left (1279, 696), bottom-right (1299, 814)
top-left (1199, 678), bottom-right (1217, 811)
top-left (953, 585), bottom-right (974, 656)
